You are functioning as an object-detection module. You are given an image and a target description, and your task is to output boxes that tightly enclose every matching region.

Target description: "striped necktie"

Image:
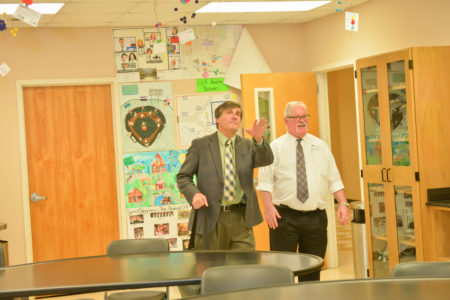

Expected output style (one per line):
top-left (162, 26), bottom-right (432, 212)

top-left (297, 138), bottom-right (309, 203)
top-left (223, 139), bottom-right (236, 202)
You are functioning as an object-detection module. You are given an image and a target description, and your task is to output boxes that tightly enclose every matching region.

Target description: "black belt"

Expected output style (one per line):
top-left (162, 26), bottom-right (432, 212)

top-left (276, 204), bottom-right (324, 215)
top-left (221, 202), bottom-right (246, 212)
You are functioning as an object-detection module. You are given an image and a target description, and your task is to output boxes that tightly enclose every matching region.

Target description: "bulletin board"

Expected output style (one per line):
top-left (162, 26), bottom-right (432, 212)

top-left (114, 25), bottom-right (244, 250)
top-left (118, 84), bottom-right (238, 250)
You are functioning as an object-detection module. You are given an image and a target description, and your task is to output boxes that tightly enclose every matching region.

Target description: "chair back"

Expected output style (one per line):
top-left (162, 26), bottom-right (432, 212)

top-left (391, 262), bottom-right (450, 278)
top-left (201, 264), bottom-right (294, 295)
top-left (106, 238), bottom-right (169, 255)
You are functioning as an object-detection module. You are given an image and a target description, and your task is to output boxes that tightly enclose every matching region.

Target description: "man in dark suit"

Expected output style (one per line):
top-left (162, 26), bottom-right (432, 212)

top-left (177, 101), bottom-right (273, 250)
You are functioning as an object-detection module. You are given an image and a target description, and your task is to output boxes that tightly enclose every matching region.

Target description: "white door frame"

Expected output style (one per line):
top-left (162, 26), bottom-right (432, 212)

top-left (312, 59), bottom-right (363, 268)
top-left (16, 78), bottom-right (127, 263)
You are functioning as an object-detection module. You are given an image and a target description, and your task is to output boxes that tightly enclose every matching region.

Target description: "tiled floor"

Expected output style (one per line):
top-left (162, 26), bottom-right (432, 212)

top-left (321, 203), bottom-right (355, 281)
top-left (40, 204), bottom-right (356, 299)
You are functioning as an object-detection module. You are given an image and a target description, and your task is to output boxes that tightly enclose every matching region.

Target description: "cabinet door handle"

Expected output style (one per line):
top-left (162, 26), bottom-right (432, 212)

top-left (386, 168), bottom-right (391, 182)
top-left (381, 168), bottom-right (386, 182)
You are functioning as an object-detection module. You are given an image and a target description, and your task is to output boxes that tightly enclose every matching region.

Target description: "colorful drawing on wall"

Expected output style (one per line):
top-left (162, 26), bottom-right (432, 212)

top-left (175, 93), bottom-right (236, 147)
top-left (123, 149), bottom-right (187, 209)
top-left (120, 82), bottom-right (175, 152)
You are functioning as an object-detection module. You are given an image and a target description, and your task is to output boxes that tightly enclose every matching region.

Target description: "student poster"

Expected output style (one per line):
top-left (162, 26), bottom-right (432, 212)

top-left (127, 203), bottom-right (191, 251)
top-left (124, 149), bottom-right (190, 251)
top-left (123, 150), bottom-right (187, 209)
top-left (175, 93), bottom-right (236, 147)
top-left (120, 81), bottom-right (175, 152)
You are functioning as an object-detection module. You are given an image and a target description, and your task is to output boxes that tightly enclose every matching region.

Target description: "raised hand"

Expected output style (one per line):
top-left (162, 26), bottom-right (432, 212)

top-left (244, 118), bottom-right (270, 143)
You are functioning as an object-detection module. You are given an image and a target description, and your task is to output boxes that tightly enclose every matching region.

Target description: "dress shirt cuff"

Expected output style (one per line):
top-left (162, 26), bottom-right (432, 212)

top-left (256, 182), bottom-right (273, 193)
top-left (252, 137), bottom-right (264, 147)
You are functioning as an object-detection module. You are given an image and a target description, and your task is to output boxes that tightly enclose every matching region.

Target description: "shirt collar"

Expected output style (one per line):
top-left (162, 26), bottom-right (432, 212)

top-left (286, 132), bottom-right (309, 144)
top-left (217, 130), bottom-right (236, 147)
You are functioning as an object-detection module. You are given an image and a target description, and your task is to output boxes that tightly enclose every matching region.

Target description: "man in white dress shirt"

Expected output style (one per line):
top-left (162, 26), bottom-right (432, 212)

top-left (257, 101), bottom-right (350, 281)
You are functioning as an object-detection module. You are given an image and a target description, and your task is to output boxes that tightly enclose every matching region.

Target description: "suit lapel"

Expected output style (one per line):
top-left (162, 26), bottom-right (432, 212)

top-left (208, 133), bottom-right (223, 182)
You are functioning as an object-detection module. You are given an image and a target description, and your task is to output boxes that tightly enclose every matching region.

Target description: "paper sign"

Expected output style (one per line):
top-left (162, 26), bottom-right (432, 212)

top-left (0, 62), bottom-right (11, 77)
top-left (117, 72), bottom-right (140, 83)
top-left (345, 12), bottom-right (359, 32)
top-left (14, 4), bottom-right (41, 27)
top-left (152, 41), bottom-right (166, 54)
top-left (197, 78), bottom-right (229, 93)
top-left (178, 28), bottom-right (195, 44)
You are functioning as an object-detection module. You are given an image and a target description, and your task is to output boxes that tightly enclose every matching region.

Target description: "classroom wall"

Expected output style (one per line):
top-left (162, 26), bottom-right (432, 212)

top-left (0, 28), bottom-right (116, 265)
top-left (1, 0), bottom-right (449, 265)
top-left (301, 0), bottom-right (450, 70)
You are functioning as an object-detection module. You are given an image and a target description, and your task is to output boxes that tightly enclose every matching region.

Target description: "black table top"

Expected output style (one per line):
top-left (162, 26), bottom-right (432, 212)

top-left (184, 278), bottom-right (450, 300)
top-left (0, 250), bottom-right (323, 298)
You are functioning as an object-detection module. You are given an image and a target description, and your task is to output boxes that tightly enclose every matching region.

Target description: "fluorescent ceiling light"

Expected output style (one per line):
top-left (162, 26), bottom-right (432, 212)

top-left (196, 1), bottom-right (331, 13)
top-left (0, 3), bottom-right (64, 15)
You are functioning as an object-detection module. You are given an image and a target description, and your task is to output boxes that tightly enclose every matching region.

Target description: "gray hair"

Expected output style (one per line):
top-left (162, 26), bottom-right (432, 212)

top-left (284, 101), bottom-right (308, 117)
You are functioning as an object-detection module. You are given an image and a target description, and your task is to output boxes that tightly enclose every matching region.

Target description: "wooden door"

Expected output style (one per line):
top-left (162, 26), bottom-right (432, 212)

top-left (241, 72), bottom-right (319, 251)
top-left (23, 85), bottom-right (119, 262)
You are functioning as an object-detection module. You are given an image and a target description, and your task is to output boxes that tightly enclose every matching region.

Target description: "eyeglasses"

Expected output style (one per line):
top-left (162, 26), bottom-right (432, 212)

top-left (286, 114), bottom-right (310, 121)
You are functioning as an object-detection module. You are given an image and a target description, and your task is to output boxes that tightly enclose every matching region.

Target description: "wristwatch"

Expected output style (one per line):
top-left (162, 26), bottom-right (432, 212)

top-left (339, 202), bottom-right (350, 207)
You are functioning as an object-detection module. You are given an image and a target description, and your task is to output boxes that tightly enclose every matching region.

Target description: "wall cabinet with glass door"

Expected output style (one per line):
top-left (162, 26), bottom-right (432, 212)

top-left (357, 46), bottom-right (450, 276)
top-left (356, 49), bottom-right (423, 278)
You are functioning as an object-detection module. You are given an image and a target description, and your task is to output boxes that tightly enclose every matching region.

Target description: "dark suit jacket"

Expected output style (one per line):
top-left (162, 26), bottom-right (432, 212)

top-left (176, 132), bottom-right (274, 235)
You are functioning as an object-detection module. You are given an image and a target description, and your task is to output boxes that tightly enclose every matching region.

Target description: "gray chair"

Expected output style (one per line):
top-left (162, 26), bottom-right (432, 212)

top-left (105, 238), bottom-right (169, 300)
top-left (201, 264), bottom-right (294, 295)
top-left (391, 262), bottom-right (450, 278)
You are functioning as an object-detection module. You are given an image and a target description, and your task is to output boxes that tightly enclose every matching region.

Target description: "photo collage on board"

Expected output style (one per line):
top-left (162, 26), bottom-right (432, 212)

top-left (113, 25), bottom-right (243, 81)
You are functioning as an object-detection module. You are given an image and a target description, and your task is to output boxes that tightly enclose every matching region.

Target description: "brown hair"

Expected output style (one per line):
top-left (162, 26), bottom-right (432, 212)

top-left (214, 101), bottom-right (242, 128)
top-left (214, 101), bottom-right (242, 119)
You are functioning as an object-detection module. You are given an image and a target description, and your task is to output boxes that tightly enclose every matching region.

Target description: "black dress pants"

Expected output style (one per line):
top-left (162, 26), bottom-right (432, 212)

top-left (269, 205), bottom-right (328, 281)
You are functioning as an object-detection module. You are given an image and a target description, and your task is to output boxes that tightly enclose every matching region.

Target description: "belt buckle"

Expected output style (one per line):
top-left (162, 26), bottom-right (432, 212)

top-left (222, 205), bottom-right (231, 212)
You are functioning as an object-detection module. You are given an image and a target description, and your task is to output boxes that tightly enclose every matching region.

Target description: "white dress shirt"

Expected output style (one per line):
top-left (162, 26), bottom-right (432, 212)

top-left (257, 133), bottom-right (344, 211)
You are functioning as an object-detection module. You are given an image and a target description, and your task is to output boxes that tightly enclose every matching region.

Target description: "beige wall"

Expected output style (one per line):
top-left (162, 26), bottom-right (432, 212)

top-left (301, 0), bottom-right (450, 70)
top-left (1, 0), bottom-right (449, 265)
top-left (0, 28), bottom-right (116, 265)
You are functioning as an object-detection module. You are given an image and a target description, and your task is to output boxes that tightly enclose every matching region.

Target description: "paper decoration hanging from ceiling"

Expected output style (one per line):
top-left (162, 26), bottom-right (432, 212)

top-left (0, 62), bottom-right (11, 77)
top-left (345, 11), bottom-right (359, 31)
top-left (13, 3), bottom-right (41, 27)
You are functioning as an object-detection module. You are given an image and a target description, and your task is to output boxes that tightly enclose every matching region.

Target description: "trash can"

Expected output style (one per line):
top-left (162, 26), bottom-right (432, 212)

top-left (0, 240), bottom-right (8, 267)
top-left (350, 201), bottom-right (369, 278)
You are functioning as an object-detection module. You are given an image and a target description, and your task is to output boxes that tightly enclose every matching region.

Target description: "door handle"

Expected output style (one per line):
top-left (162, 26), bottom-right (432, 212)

top-left (386, 168), bottom-right (391, 182)
top-left (381, 168), bottom-right (386, 182)
top-left (31, 193), bottom-right (47, 203)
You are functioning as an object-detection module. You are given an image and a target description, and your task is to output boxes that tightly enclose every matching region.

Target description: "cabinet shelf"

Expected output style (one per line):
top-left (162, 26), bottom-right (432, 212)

top-left (388, 83), bottom-right (406, 90)
top-left (373, 234), bottom-right (388, 241)
top-left (392, 137), bottom-right (409, 142)
top-left (363, 88), bottom-right (378, 94)
top-left (399, 239), bottom-right (415, 247)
